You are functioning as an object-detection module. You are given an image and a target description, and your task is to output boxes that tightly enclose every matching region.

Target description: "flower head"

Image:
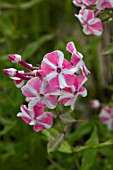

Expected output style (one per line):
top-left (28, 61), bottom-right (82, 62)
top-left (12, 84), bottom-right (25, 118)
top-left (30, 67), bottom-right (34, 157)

top-left (41, 50), bottom-right (76, 89)
top-left (75, 9), bottom-right (103, 36)
top-left (22, 77), bottom-right (60, 109)
top-left (17, 105), bottom-right (53, 132)
top-left (59, 75), bottom-right (87, 110)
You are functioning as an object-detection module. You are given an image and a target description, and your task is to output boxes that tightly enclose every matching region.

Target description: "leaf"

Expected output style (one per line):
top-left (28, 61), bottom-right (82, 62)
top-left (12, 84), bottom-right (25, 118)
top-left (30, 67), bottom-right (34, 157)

top-left (68, 121), bottom-right (94, 144)
top-left (80, 126), bottom-right (99, 170)
top-left (0, 0), bottom-right (43, 10)
top-left (42, 128), bottom-right (59, 140)
top-left (22, 34), bottom-right (54, 60)
top-left (47, 134), bottom-right (65, 153)
top-left (102, 43), bottom-right (113, 55)
top-left (0, 15), bottom-right (16, 37)
top-left (59, 114), bottom-right (76, 124)
top-left (58, 141), bottom-right (72, 154)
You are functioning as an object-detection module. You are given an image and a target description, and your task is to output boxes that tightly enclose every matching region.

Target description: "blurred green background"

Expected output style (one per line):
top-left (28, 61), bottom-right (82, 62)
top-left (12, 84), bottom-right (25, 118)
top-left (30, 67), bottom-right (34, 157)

top-left (0, 0), bottom-right (113, 170)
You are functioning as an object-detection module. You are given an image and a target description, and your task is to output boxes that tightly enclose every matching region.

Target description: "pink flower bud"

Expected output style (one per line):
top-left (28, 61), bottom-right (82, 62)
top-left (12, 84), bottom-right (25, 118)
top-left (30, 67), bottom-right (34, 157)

top-left (8, 54), bottom-right (21, 63)
top-left (90, 99), bottom-right (101, 109)
top-left (3, 68), bottom-right (17, 77)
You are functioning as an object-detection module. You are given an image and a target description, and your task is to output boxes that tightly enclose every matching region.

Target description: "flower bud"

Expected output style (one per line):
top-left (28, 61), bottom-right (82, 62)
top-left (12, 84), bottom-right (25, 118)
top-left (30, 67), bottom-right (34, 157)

top-left (3, 68), bottom-right (17, 77)
top-left (90, 99), bottom-right (101, 109)
top-left (8, 54), bottom-right (21, 63)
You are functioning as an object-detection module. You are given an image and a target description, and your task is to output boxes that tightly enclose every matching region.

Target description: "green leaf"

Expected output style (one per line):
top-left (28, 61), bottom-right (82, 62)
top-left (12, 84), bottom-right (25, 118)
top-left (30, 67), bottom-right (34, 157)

top-left (0, 15), bottom-right (16, 37)
top-left (22, 34), bottom-right (54, 60)
top-left (59, 114), bottom-right (76, 124)
top-left (58, 141), bottom-right (72, 154)
top-left (102, 43), bottom-right (113, 55)
top-left (47, 134), bottom-right (65, 153)
top-left (68, 121), bottom-right (94, 144)
top-left (0, 0), bottom-right (43, 10)
top-left (80, 126), bottom-right (99, 170)
top-left (42, 128), bottom-right (59, 140)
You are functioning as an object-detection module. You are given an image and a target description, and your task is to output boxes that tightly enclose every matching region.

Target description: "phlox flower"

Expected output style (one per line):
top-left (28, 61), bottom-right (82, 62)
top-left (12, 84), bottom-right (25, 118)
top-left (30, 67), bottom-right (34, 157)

top-left (58, 75), bottom-right (87, 110)
top-left (96, 0), bottom-right (113, 10)
top-left (41, 50), bottom-right (76, 89)
top-left (21, 77), bottom-right (60, 109)
top-left (66, 42), bottom-right (90, 76)
top-left (17, 105), bottom-right (53, 132)
top-left (75, 8), bottom-right (103, 36)
top-left (99, 106), bottom-right (113, 130)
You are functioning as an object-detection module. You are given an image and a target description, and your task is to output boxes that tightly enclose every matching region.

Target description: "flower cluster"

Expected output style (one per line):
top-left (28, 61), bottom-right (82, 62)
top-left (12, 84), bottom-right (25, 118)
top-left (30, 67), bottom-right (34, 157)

top-left (4, 42), bottom-right (89, 132)
top-left (73, 0), bottom-right (113, 36)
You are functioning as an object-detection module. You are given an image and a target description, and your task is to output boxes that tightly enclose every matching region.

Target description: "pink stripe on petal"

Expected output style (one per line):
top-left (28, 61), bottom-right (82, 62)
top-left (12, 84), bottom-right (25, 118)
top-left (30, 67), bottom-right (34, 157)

top-left (20, 105), bottom-right (31, 116)
top-left (66, 42), bottom-right (76, 53)
top-left (21, 117), bottom-right (31, 124)
top-left (71, 53), bottom-right (81, 66)
top-left (103, 107), bottom-right (111, 115)
top-left (100, 116), bottom-right (109, 123)
top-left (41, 61), bottom-right (55, 76)
top-left (59, 98), bottom-right (71, 106)
top-left (62, 58), bottom-right (74, 69)
top-left (27, 77), bottom-right (41, 93)
top-left (49, 75), bottom-right (60, 88)
top-left (34, 124), bottom-right (46, 132)
top-left (33, 106), bottom-right (44, 118)
top-left (44, 51), bottom-right (60, 67)
top-left (85, 10), bottom-right (94, 22)
top-left (63, 74), bottom-right (75, 87)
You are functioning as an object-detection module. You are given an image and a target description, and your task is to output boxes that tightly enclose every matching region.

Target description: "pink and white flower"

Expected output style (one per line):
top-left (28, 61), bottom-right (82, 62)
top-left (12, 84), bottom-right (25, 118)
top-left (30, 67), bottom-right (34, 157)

top-left (66, 42), bottom-right (90, 76)
top-left (21, 77), bottom-right (60, 109)
top-left (99, 106), bottom-right (113, 130)
top-left (41, 50), bottom-right (76, 89)
top-left (96, 0), bottom-right (113, 10)
top-left (17, 105), bottom-right (53, 132)
top-left (58, 75), bottom-right (87, 110)
top-left (75, 9), bottom-right (103, 36)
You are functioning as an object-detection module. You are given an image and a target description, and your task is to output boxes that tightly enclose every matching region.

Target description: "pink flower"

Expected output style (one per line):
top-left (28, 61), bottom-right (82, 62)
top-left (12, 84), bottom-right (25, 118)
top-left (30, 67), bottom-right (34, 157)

top-left (75, 9), bottom-right (103, 36)
top-left (96, 0), bottom-right (113, 10)
top-left (21, 77), bottom-right (60, 109)
top-left (58, 75), bottom-right (87, 110)
top-left (90, 99), bottom-right (101, 108)
top-left (41, 50), bottom-right (76, 89)
top-left (99, 107), bottom-right (113, 130)
top-left (66, 42), bottom-right (90, 76)
top-left (17, 105), bottom-right (53, 132)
